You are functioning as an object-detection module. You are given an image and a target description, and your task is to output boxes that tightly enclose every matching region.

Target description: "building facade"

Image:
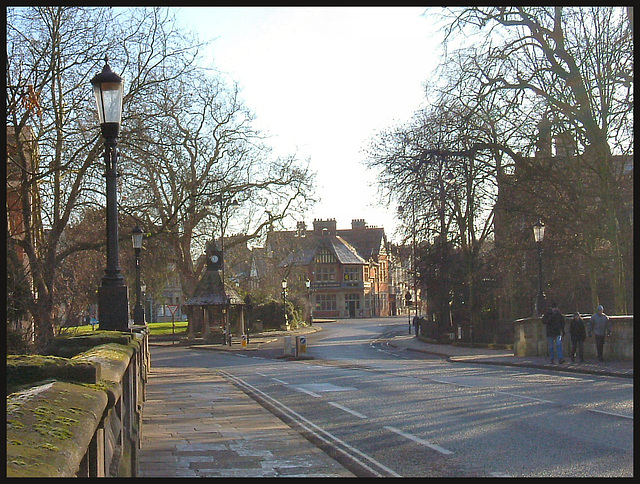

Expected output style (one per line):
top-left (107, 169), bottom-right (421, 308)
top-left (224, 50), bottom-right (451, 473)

top-left (264, 219), bottom-right (393, 319)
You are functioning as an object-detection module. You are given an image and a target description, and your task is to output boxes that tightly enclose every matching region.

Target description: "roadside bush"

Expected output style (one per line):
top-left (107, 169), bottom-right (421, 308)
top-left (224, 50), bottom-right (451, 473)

top-left (7, 326), bottom-right (33, 355)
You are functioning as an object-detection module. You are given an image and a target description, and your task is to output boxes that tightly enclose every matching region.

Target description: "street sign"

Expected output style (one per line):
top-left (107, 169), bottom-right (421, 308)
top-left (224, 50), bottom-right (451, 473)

top-left (167, 305), bottom-right (179, 315)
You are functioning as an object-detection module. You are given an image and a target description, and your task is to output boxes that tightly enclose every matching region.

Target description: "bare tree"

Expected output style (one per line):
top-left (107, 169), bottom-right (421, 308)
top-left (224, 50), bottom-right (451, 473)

top-left (5, 7), bottom-right (206, 348)
top-left (123, 65), bottom-right (316, 319)
top-left (440, 6), bottom-right (633, 313)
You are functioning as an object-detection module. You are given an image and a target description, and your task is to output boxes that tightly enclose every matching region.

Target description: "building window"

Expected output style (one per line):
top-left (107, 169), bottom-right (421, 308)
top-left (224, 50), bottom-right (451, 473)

top-left (316, 248), bottom-right (337, 264)
top-left (316, 294), bottom-right (336, 311)
top-left (344, 267), bottom-right (361, 281)
top-left (317, 266), bottom-right (336, 281)
top-left (345, 293), bottom-right (360, 309)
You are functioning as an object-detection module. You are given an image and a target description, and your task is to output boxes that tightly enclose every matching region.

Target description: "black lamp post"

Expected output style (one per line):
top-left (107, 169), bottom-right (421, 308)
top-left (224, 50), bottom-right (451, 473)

top-left (533, 219), bottom-right (546, 316)
top-left (305, 277), bottom-right (313, 326)
top-left (132, 226), bottom-right (145, 325)
top-left (92, 56), bottom-right (129, 330)
top-left (281, 279), bottom-right (289, 330)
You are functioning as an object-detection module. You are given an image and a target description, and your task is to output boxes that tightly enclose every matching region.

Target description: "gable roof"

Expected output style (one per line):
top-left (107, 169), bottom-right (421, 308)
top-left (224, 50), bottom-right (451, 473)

top-left (276, 234), bottom-right (366, 267)
top-left (338, 226), bottom-right (387, 261)
top-left (183, 269), bottom-right (244, 306)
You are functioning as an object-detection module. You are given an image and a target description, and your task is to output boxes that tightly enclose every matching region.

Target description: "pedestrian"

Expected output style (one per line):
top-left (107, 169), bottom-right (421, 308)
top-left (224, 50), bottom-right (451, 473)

top-left (569, 312), bottom-right (586, 362)
top-left (542, 302), bottom-right (565, 364)
top-left (589, 305), bottom-right (612, 362)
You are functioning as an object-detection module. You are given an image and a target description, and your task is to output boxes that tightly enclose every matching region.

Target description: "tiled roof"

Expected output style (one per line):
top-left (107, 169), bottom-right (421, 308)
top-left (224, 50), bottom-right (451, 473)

top-left (183, 269), bottom-right (244, 306)
top-left (276, 234), bottom-right (366, 267)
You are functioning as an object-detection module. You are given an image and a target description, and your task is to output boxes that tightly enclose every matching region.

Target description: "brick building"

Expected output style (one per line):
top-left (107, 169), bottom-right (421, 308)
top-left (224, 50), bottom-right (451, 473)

top-left (263, 219), bottom-right (392, 319)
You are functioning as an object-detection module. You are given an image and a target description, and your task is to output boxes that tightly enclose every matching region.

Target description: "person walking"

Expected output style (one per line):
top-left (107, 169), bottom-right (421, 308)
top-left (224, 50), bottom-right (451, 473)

top-left (412, 315), bottom-right (420, 338)
top-left (569, 312), bottom-right (586, 362)
top-left (589, 305), bottom-right (612, 362)
top-left (542, 302), bottom-right (565, 364)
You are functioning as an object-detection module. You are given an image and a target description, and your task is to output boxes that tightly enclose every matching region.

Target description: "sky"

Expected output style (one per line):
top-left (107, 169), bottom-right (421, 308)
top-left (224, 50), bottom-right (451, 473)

top-left (171, 7), bottom-right (443, 242)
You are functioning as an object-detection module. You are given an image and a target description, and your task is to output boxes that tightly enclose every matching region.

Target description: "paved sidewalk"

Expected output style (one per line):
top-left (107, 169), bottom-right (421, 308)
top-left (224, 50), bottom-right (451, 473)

top-left (138, 365), bottom-right (354, 477)
top-left (386, 333), bottom-right (633, 379)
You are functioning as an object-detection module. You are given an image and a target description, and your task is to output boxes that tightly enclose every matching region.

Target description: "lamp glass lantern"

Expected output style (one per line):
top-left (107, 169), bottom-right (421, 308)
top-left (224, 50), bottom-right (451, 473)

top-left (533, 219), bottom-right (545, 243)
top-left (281, 279), bottom-right (288, 290)
top-left (132, 226), bottom-right (144, 249)
top-left (91, 57), bottom-right (124, 134)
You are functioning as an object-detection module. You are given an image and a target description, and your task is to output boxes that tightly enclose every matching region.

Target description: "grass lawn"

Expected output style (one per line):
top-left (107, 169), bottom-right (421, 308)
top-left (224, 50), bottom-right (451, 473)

top-left (58, 321), bottom-right (189, 336)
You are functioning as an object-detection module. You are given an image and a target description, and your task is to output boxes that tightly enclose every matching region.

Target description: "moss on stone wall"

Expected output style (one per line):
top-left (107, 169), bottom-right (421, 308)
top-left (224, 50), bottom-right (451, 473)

top-left (6, 381), bottom-right (108, 477)
top-left (6, 355), bottom-right (98, 395)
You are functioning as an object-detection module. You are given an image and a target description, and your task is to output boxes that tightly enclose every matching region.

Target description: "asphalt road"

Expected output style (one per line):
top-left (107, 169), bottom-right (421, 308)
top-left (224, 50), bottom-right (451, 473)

top-left (151, 317), bottom-right (633, 477)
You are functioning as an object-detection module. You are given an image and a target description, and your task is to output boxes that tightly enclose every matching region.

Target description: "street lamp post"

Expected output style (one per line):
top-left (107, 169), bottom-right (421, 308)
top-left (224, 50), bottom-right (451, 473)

top-left (281, 279), bottom-right (289, 330)
top-left (305, 278), bottom-right (313, 326)
top-left (533, 219), bottom-right (546, 316)
top-left (398, 204), bottom-right (418, 333)
top-left (92, 56), bottom-right (129, 330)
top-left (132, 226), bottom-right (145, 325)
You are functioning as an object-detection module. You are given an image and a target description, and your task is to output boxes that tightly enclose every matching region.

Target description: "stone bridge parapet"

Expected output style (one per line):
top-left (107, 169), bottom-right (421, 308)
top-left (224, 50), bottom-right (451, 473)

top-left (6, 326), bottom-right (149, 477)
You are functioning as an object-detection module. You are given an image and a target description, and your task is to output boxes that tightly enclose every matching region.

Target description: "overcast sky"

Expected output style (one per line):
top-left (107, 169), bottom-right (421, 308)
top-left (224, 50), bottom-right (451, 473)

top-left (171, 7), bottom-right (443, 241)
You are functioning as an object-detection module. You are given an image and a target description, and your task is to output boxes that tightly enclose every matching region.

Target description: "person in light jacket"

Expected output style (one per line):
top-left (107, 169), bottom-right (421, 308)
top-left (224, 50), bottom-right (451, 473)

top-left (569, 312), bottom-right (586, 363)
top-left (589, 305), bottom-right (612, 362)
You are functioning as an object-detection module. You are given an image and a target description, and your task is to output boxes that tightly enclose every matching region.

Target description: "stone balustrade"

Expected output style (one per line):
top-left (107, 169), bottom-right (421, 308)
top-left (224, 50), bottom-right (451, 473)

top-left (513, 315), bottom-right (633, 360)
top-left (6, 326), bottom-right (149, 477)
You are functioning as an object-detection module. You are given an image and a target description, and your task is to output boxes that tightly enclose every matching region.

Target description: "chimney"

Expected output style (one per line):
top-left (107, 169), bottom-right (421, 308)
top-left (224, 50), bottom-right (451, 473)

top-left (536, 115), bottom-right (552, 157)
top-left (554, 132), bottom-right (576, 158)
top-left (296, 221), bottom-right (306, 237)
top-left (351, 219), bottom-right (367, 230)
top-left (313, 218), bottom-right (337, 236)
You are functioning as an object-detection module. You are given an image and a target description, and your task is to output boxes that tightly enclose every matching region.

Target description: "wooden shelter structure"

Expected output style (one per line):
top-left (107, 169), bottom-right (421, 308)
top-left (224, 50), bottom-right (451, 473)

top-left (183, 241), bottom-right (246, 343)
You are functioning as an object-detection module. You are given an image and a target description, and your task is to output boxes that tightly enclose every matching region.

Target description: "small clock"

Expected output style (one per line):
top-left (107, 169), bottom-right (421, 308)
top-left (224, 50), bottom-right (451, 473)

top-left (210, 254), bottom-right (219, 263)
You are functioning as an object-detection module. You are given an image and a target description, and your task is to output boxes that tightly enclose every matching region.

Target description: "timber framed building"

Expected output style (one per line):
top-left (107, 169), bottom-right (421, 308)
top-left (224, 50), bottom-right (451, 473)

top-left (265, 219), bottom-right (392, 319)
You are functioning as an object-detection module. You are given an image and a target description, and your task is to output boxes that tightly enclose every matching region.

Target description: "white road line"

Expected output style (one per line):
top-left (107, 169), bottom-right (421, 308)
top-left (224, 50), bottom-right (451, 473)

top-left (587, 408), bottom-right (633, 420)
top-left (495, 391), bottom-right (555, 404)
top-left (294, 387), bottom-right (321, 398)
top-left (272, 378), bottom-right (289, 385)
top-left (221, 371), bottom-right (401, 477)
top-left (384, 426), bottom-right (454, 455)
top-left (256, 372), bottom-right (268, 377)
top-left (328, 401), bottom-right (368, 419)
top-left (234, 353), bottom-right (248, 357)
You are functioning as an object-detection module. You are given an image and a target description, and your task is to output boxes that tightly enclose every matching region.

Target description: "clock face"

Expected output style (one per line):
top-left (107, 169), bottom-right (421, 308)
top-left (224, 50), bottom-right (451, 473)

top-left (210, 255), bottom-right (219, 263)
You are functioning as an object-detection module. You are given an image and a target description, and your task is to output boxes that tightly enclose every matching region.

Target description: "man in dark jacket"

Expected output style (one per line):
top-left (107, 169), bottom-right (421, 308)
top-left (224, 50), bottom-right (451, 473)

top-left (569, 312), bottom-right (586, 362)
top-left (542, 302), bottom-right (565, 364)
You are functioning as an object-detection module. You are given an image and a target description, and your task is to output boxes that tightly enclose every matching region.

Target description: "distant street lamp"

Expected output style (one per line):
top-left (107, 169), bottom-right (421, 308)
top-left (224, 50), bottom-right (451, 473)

top-left (305, 277), bottom-right (313, 326)
top-left (92, 56), bottom-right (129, 330)
top-left (281, 278), bottom-right (289, 330)
top-left (533, 219), bottom-right (546, 315)
top-left (398, 204), bottom-right (418, 334)
top-left (132, 226), bottom-right (145, 325)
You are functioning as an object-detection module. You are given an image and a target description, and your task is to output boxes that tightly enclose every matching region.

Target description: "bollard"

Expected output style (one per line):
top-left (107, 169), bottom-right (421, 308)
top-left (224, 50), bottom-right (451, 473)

top-left (284, 335), bottom-right (293, 356)
top-left (296, 335), bottom-right (307, 355)
top-left (241, 334), bottom-right (247, 347)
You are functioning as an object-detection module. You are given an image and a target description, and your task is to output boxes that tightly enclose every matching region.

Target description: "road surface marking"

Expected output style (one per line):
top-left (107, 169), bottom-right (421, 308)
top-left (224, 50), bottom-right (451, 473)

top-left (495, 391), bottom-right (555, 404)
top-left (587, 408), bottom-right (633, 420)
top-left (328, 401), bottom-right (368, 419)
top-left (384, 426), bottom-right (454, 455)
top-left (272, 378), bottom-right (289, 385)
top-left (294, 387), bottom-right (321, 398)
top-left (221, 371), bottom-right (401, 477)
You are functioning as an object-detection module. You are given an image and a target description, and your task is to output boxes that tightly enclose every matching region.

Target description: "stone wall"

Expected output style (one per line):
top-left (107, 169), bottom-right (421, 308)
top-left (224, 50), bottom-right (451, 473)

top-left (6, 327), bottom-right (149, 477)
top-left (513, 315), bottom-right (633, 360)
